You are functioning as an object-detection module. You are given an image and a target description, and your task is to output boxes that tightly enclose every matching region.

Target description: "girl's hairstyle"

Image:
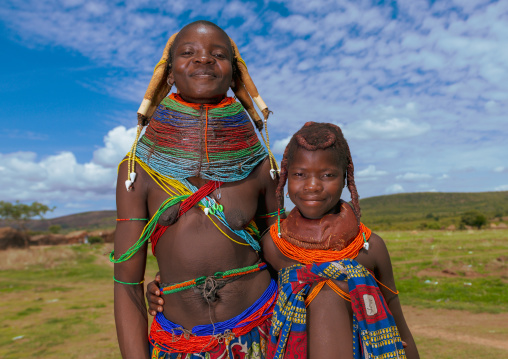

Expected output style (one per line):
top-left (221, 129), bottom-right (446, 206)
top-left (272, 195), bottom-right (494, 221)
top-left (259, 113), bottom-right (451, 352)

top-left (276, 122), bottom-right (361, 218)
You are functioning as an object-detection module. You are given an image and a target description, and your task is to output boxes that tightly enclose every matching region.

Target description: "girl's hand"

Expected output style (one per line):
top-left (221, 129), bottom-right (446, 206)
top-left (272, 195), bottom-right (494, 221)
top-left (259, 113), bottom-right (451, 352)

top-left (146, 272), bottom-right (164, 316)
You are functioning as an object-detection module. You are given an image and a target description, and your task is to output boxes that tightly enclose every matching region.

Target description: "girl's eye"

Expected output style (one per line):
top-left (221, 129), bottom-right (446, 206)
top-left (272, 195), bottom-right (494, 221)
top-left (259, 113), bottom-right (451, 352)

top-left (213, 52), bottom-right (227, 59)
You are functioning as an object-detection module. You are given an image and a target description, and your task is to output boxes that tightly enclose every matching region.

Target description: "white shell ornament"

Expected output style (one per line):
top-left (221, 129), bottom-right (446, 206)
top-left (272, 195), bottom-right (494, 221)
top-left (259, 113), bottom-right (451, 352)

top-left (204, 208), bottom-right (209, 216)
top-left (363, 242), bottom-right (370, 251)
top-left (270, 169), bottom-right (276, 180)
top-left (130, 172), bottom-right (137, 182)
top-left (125, 180), bottom-right (133, 191)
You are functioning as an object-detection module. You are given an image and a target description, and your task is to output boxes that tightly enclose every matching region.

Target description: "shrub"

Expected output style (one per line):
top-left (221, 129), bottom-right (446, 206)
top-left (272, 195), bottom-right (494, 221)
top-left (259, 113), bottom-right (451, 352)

top-left (460, 211), bottom-right (487, 229)
top-left (88, 236), bottom-right (104, 244)
top-left (48, 224), bottom-right (61, 234)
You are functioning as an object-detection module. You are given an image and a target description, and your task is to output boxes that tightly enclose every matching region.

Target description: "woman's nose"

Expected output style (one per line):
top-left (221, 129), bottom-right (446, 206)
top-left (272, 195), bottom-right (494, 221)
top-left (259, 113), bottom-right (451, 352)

top-left (193, 52), bottom-right (215, 64)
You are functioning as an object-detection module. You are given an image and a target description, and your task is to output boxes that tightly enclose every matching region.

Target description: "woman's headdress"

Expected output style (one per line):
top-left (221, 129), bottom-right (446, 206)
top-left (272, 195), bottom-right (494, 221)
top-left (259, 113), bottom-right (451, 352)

top-left (124, 31), bottom-right (278, 191)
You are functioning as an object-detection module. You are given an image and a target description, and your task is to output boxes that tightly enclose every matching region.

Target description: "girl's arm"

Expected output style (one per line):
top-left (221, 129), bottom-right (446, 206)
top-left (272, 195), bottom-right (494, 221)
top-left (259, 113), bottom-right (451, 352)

top-left (114, 161), bottom-right (150, 359)
top-left (369, 233), bottom-right (420, 359)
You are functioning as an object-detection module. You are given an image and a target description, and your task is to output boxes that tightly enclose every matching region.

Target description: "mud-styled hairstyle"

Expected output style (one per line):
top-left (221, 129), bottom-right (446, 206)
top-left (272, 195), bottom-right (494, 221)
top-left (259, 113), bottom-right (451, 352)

top-left (137, 20), bottom-right (269, 130)
top-left (123, 20), bottom-right (278, 191)
top-left (275, 122), bottom-right (361, 218)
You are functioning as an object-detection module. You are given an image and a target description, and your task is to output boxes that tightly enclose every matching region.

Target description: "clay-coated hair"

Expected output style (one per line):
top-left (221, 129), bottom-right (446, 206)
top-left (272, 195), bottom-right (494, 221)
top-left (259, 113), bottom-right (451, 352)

top-left (276, 122), bottom-right (361, 218)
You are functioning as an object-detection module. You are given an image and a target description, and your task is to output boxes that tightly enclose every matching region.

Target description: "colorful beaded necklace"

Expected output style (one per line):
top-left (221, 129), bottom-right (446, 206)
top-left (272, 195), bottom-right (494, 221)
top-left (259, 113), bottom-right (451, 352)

top-left (135, 93), bottom-right (267, 182)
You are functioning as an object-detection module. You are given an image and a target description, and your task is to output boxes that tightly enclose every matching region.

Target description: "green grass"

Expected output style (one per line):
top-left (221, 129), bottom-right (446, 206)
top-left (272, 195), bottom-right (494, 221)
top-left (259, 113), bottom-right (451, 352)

top-left (0, 230), bottom-right (507, 358)
top-left (0, 244), bottom-right (159, 359)
top-left (381, 229), bottom-right (508, 313)
top-left (361, 191), bottom-right (508, 230)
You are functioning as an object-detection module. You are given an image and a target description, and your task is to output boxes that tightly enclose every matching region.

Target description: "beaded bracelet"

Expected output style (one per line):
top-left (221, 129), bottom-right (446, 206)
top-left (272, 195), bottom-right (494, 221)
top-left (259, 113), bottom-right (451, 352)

top-left (113, 277), bottom-right (145, 285)
top-left (116, 218), bottom-right (148, 221)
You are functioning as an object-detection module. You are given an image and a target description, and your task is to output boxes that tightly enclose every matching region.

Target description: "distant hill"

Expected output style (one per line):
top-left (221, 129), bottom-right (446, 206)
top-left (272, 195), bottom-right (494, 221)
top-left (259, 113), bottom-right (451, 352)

top-left (1, 210), bottom-right (118, 232)
top-left (359, 191), bottom-right (508, 230)
top-left (3, 191), bottom-right (507, 232)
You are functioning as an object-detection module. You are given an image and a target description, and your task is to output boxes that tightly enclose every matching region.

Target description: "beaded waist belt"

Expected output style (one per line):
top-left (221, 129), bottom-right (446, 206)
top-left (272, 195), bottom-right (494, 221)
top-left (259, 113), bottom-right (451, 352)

top-left (160, 262), bottom-right (267, 303)
top-left (150, 279), bottom-right (277, 354)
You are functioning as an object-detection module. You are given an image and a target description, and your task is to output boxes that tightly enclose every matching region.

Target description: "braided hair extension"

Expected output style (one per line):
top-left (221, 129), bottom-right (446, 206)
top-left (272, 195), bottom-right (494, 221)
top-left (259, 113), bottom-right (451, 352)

top-left (276, 122), bottom-right (361, 219)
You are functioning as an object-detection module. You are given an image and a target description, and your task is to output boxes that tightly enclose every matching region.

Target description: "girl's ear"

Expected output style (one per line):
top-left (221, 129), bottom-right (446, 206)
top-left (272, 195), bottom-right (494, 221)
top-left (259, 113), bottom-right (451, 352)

top-left (230, 75), bottom-right (236, 90)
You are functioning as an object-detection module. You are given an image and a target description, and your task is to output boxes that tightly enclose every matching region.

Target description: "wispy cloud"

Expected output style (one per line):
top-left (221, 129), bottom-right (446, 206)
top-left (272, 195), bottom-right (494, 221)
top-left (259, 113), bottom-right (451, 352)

top-left (0, 125), bottom-right (136, 214)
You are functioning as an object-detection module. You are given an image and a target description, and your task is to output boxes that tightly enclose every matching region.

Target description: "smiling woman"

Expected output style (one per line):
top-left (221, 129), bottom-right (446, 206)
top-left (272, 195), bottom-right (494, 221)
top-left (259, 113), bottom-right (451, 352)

top-left (167, 24), bottom-right (234, 104)
top-left (110, 20), bottom-right (280, 359)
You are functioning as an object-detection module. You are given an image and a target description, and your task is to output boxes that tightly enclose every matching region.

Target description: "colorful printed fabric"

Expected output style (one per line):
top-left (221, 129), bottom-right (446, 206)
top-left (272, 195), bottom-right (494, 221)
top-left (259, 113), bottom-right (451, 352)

top-left (149, 280), bottom-right (277, 357)
top-left (270, 260), bottom-right (406, 359)
top-left (136, 94), bottom-right (267, 182)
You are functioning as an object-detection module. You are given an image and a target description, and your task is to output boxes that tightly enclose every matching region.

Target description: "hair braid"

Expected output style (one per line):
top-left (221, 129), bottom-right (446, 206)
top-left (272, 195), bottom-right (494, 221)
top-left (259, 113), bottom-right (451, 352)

top-left (276, 146), bottom-right (290, 210)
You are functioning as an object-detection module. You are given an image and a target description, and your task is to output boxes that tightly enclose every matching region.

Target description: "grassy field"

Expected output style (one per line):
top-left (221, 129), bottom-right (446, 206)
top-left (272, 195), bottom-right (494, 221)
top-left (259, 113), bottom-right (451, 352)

top-left (360, 191), bottom-right (508, 230)
top-left (0, 229), bottom-right (507, 358)
top-left (12, 191), bottom-right (508, 234)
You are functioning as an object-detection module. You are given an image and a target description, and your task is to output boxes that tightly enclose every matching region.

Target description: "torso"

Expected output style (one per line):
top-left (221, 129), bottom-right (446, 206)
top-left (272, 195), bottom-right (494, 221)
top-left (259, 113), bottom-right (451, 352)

top-left (145, 158), bottom-right (272, 329)
top-left (261, 228), bottom-right (384, 313)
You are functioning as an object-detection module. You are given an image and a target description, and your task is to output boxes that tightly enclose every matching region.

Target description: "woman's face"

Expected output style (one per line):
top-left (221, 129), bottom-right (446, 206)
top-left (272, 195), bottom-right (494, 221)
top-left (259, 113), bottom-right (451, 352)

top-left (168, 24), bottom-right (234, 104)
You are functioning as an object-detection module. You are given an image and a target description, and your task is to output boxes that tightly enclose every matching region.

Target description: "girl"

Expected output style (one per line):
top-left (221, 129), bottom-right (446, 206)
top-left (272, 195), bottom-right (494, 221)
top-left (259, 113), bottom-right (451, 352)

top-left (262, 122), bottom-right (419, 359)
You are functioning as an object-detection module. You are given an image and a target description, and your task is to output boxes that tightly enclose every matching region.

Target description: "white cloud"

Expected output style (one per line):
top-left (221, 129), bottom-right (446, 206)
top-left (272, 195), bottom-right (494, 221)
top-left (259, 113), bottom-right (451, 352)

top-left (396, 172), bottom-right (432, 181)
top-left (93, 126), bottom-right (139, 167)
top-left (346, 118), bottom-right (430, 140)
top-left (0, 126), bottom-right (137, 205)
top-left (272, 135), bottom-right (292, 155)
top-left (355, 165), bottom-right (388, 178)
top-left (494, 166), bottom-right (507, 173)
top-left (385, 184), bottom-right (404, 194)
top-left (494, 184), bottom-right (508, 191)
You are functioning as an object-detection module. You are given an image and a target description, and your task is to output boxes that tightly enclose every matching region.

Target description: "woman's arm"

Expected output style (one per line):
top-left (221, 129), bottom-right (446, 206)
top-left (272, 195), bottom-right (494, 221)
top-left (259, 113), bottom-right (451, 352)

top-left (114, 161), bottom-right (150, 359)
top-left (369, 233), bottom-right (420, 359)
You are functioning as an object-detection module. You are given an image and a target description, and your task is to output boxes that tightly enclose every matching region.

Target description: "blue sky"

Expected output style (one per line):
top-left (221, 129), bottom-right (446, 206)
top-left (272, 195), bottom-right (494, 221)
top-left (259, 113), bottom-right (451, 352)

top-left (1, 0), bottom-right (507, 217)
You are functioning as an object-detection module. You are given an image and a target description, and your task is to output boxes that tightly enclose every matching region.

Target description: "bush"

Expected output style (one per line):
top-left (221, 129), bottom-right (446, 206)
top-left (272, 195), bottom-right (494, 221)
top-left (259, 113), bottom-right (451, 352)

top-left (419, 222), bottom-right (441, 230)
top-left (426, 222), bottom-right (442, 230)
top-left (48, 224), bottom-right (61, 234)
top-left (88, 236), bottom-right (104, 244)
top-left (460, 211), bottom-right (487, 229)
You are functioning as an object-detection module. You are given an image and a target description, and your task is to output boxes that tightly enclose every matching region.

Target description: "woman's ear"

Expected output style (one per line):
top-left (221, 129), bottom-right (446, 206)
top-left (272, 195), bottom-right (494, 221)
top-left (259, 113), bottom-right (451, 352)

top-left (167, 70), bottom-right (175, 87)
top-left (230, 75), bottom-right (236, 91)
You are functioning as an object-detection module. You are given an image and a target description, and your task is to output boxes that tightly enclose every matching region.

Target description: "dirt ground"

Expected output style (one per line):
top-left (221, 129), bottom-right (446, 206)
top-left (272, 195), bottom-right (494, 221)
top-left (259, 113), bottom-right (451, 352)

top-left (404, 305), bottom-right (508, 357)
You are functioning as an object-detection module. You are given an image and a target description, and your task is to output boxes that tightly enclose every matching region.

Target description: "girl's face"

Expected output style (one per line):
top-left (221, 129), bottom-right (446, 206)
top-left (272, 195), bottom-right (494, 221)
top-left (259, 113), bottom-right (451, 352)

top-left (287, 147), bottom-right (345, 219)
